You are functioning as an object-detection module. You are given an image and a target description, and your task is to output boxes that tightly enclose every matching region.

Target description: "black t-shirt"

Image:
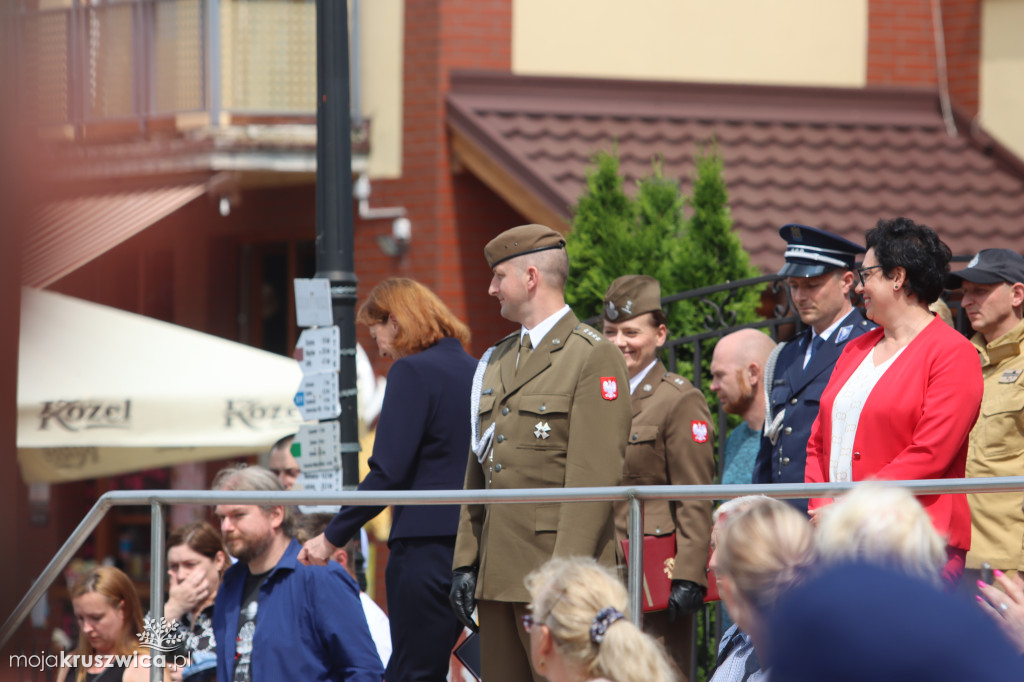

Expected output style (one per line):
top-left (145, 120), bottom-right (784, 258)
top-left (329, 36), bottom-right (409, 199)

top-left (232, 569), bottom-right (270, 682)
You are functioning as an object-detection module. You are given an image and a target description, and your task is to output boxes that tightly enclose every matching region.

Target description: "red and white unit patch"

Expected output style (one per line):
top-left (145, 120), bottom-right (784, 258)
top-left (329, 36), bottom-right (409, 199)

top-left (600, 377), bottom-right (618, 401)
top-left (691, 420), bottom-right (709, 443)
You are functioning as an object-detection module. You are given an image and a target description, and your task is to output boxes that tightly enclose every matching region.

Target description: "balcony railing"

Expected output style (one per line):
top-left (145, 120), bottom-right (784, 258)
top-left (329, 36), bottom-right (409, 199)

top-left (12, 0), bottom-right (319, 136)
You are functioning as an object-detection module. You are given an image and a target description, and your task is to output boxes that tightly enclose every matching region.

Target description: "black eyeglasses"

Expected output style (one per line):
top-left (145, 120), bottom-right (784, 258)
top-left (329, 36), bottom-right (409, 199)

top-left (856, 265), bottom-right (883, 286)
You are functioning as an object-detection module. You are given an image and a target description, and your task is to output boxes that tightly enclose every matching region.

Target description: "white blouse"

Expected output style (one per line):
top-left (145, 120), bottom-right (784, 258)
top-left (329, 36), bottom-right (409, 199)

top-left (828, 346), bottom-right (905, 483)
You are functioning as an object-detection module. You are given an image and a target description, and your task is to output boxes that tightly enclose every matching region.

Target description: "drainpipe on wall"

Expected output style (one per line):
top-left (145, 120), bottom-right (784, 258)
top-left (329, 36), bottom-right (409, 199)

top-left (930, 0), bottom-right (958, 138)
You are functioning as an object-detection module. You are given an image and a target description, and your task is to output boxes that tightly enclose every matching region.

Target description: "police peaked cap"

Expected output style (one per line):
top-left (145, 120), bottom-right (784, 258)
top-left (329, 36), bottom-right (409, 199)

top-left (778, 224), bottom-right (866, 278)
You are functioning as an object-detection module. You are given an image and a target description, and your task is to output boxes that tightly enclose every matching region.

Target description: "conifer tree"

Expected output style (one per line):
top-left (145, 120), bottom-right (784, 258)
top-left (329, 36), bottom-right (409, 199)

top-left (565, 145), bottom-right (760, 392)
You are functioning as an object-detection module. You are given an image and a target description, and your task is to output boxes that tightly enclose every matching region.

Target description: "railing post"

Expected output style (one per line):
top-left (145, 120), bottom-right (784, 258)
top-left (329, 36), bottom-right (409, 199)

top-left (627, 493), bottom-right (643, 626)
top-left (149, 501), bottom-right (166, 682)
top-left (205, 0), bottom-right (221, 124)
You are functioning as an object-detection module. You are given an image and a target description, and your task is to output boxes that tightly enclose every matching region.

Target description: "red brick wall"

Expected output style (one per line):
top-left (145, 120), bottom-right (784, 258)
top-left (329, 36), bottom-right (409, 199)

top-left (867, 0), bottom-right (980, 115)
top-left (355, 0), bottom-right (517, 379)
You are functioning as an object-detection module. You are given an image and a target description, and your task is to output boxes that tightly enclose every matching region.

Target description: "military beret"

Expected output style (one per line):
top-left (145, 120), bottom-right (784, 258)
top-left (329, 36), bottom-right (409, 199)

top-left (484, 224), bottom-right (566, 269)
top-left (603, 275), bottom-right (662, 322)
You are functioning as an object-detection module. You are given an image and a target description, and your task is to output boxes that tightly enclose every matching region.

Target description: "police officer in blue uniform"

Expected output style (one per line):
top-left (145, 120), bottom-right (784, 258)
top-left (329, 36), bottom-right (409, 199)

top-left (753, 224), bottom-right (875, 511)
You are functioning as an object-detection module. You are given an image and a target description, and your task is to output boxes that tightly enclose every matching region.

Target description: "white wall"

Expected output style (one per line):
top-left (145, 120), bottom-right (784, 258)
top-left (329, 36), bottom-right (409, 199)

top-left (981, 0), bottom-right (1024, 160)
top-left (513, 0), bottom-right (868, 87)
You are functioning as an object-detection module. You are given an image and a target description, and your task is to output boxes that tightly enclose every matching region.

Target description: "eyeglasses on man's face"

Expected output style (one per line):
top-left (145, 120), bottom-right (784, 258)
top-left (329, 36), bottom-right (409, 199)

top-left (856, 265), bottom-right (883, 286)
top-left (521, 613), bottom-right (538, 633)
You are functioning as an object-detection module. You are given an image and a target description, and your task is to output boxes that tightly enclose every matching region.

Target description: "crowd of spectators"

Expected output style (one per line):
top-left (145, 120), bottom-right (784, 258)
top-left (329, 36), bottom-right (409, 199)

top-left (51, 216), bottom-right (1024, 681)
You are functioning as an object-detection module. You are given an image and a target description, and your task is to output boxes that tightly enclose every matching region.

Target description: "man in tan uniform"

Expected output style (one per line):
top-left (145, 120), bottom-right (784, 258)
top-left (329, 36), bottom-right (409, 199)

top-left (602, 275), bottom-right (715, 679)
top-left (450, 224), bottom-right (631, 682)
top-left (948, 249), bottom-right (1024, 585)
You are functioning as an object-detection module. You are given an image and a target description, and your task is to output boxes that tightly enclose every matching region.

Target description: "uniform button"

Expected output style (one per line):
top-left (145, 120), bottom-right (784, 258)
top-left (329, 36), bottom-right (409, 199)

top-left (631, 433), bottom-right (639, 441)
top-left (853, 452), bottom-right (861, 460)
top-left (539, 405), bottom-right (546, 412)
top-left (654, 527), bottom-right (661, 534)
top-left (494, 463), bottom-right (503, 472)
top-left (783, 427), bottom-right (792, 435)
top-left (782, 457), bottom-right (790, 465)
top-left (501, 407), bottom-right (509, 416)
top-left (790, 398), bottom-right (798, 405)
top-left (497, 434), bottom-right (505, 443)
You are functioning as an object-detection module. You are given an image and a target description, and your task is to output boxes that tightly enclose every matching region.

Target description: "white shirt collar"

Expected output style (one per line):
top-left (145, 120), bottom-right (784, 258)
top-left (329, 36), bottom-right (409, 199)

top-left (815, 313), bottom-right (848, 343)
top-left (521, 305), bottom-right (571, 350)
top-left (629, 360), bottom-right (658, 395)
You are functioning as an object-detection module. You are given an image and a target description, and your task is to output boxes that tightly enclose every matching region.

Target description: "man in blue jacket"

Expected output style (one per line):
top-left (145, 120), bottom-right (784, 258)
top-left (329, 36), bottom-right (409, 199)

top-left (753, 224), bottom-right (875, 511)
top-left (211, 464), bottom-right (383, 682)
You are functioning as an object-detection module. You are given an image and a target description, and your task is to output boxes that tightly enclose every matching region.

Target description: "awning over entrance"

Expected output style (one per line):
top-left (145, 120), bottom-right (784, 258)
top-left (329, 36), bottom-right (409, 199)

top-left (17, 288), bottom-right (304, 483)
top-left (22, 184), bottom-right (207, 288)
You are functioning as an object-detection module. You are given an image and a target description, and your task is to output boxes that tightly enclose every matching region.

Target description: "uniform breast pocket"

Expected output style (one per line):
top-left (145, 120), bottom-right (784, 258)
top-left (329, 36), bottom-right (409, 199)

top-left (517, 394), bottom-right (570, 450)
top-left (977, 387), bottom-right (1024, 461)
top-left (624, 424), bottom-right (661, 477)
top-left (477, 394), bottom-right (495, 424)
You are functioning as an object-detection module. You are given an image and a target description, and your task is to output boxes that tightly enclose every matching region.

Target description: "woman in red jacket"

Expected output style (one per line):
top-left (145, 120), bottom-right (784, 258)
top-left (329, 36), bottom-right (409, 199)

top-left (805, 217), bottom-right (983, 584)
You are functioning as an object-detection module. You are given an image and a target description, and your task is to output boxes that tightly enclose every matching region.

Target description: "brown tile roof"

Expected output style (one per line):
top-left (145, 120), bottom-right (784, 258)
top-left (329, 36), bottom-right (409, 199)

top-left (447, 71), bottom-right (1024, 272)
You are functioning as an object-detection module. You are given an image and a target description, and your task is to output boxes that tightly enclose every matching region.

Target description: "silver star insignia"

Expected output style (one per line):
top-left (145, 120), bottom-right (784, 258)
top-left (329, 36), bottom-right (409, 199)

top-left (534, 421), bottom-right (551, 439)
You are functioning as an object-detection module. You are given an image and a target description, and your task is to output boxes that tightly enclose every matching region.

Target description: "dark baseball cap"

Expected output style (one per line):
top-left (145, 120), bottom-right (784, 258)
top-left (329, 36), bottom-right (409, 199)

top-left (778, 224), bottom-right (866, 278)
top-left (946, 249), bottom-right (1024, 288)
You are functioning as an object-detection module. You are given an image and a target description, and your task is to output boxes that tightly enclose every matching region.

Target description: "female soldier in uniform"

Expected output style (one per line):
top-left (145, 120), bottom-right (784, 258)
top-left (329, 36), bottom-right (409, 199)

top-left (602, 275), bottom-right (715, 680)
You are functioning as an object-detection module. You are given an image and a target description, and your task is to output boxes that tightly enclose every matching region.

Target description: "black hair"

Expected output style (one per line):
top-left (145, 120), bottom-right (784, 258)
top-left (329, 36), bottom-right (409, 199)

top-left (865, 217), bottom-right (951, 304)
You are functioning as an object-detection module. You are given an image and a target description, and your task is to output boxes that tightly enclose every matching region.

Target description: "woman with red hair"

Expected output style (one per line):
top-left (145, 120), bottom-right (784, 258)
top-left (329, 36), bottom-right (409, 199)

top-left (299, 277), bottom-right (477, 682)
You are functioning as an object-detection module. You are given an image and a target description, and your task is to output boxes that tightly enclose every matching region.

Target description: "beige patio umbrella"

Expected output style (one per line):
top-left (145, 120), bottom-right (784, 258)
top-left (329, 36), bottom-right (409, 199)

top-left (17, 288), bottom-right (304, 483)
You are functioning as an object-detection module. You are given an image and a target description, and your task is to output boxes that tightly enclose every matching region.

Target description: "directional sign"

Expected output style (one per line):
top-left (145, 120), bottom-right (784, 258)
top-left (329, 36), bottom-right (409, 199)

top-left (295, 468), bottom-right (343, 515)
top-left (294, 326), bottom-right (340, 374)
top-left (294, 278), bottom-right (333, 327)
top-left (292, 421), bottom-right (342, 472)
top-left (294, 372), bottom-right (340, 421)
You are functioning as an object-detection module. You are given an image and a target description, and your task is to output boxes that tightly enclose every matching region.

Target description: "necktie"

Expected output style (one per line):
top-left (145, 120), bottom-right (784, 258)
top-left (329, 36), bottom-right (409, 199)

top-left (808, 335), bottom-right (825, 364)
top-left (517, 334), bottom-right (533, 373)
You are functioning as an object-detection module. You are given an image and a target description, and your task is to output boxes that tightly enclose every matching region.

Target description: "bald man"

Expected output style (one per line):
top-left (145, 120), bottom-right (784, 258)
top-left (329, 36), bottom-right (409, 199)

top-left (268, 434), bottom-right (300, 491)
top-left (710, 330), bottom-right (777, 486)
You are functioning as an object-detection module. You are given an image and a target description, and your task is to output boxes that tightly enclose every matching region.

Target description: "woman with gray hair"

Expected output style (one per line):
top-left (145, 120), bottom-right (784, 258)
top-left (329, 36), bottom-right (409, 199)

top-left (523, 557), bottom-right (677, 682)
top-left (708, 498), bottom-right (815, 682)
top-left (815, 482), bottom-right (946, 587)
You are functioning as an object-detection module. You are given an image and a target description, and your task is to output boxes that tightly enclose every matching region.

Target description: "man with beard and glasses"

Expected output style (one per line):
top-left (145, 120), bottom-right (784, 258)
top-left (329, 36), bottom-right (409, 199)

top-left (753, 224), bottom-right (875, 512)
top-left (711, 329), bottom-right (778, 488)
top-left (210, 465), bottom-right (383, 682)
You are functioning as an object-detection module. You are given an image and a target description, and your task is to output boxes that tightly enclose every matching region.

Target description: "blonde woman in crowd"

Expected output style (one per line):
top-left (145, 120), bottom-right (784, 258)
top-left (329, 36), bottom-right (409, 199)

top-left (708, 498), bottom-right (815, 682)
top-left (523, 557), bottom-right (677, 682)
top-left (815, 482), bottom-right (946, 587)
top-left (57, 566), bottom-right (169, 682)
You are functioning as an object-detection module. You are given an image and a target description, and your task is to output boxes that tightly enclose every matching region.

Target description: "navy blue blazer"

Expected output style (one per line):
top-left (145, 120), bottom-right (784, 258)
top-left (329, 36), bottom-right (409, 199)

top-left (324, 337), bottom-right (477, 546)
top-left (753, 308), bottom-right (875, 492)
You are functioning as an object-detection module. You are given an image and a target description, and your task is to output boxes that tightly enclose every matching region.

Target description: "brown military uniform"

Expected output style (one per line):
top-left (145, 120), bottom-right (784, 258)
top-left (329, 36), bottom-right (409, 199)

top-left (454, 311), bottom-right (631, 597)
top-left (965, 318), bottom-right (1024, 573)
top-left (453, 311), bottom-right (631, 682)
top-left (613, 361), bottom-right (715, 678)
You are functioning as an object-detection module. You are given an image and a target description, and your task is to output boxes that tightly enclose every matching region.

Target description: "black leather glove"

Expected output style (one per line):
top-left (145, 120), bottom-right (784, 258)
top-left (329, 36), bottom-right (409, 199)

top-left (449, 567), bottom-right (479, 632)
top-left (667, 579), bottom-right (706, 622)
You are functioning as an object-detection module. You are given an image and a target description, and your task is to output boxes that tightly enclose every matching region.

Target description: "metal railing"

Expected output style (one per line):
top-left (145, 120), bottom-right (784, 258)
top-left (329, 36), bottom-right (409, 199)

top-left (10, 0), bottom-right (319, 134)
top-left (6, 477), bottom-right (1024, 681)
